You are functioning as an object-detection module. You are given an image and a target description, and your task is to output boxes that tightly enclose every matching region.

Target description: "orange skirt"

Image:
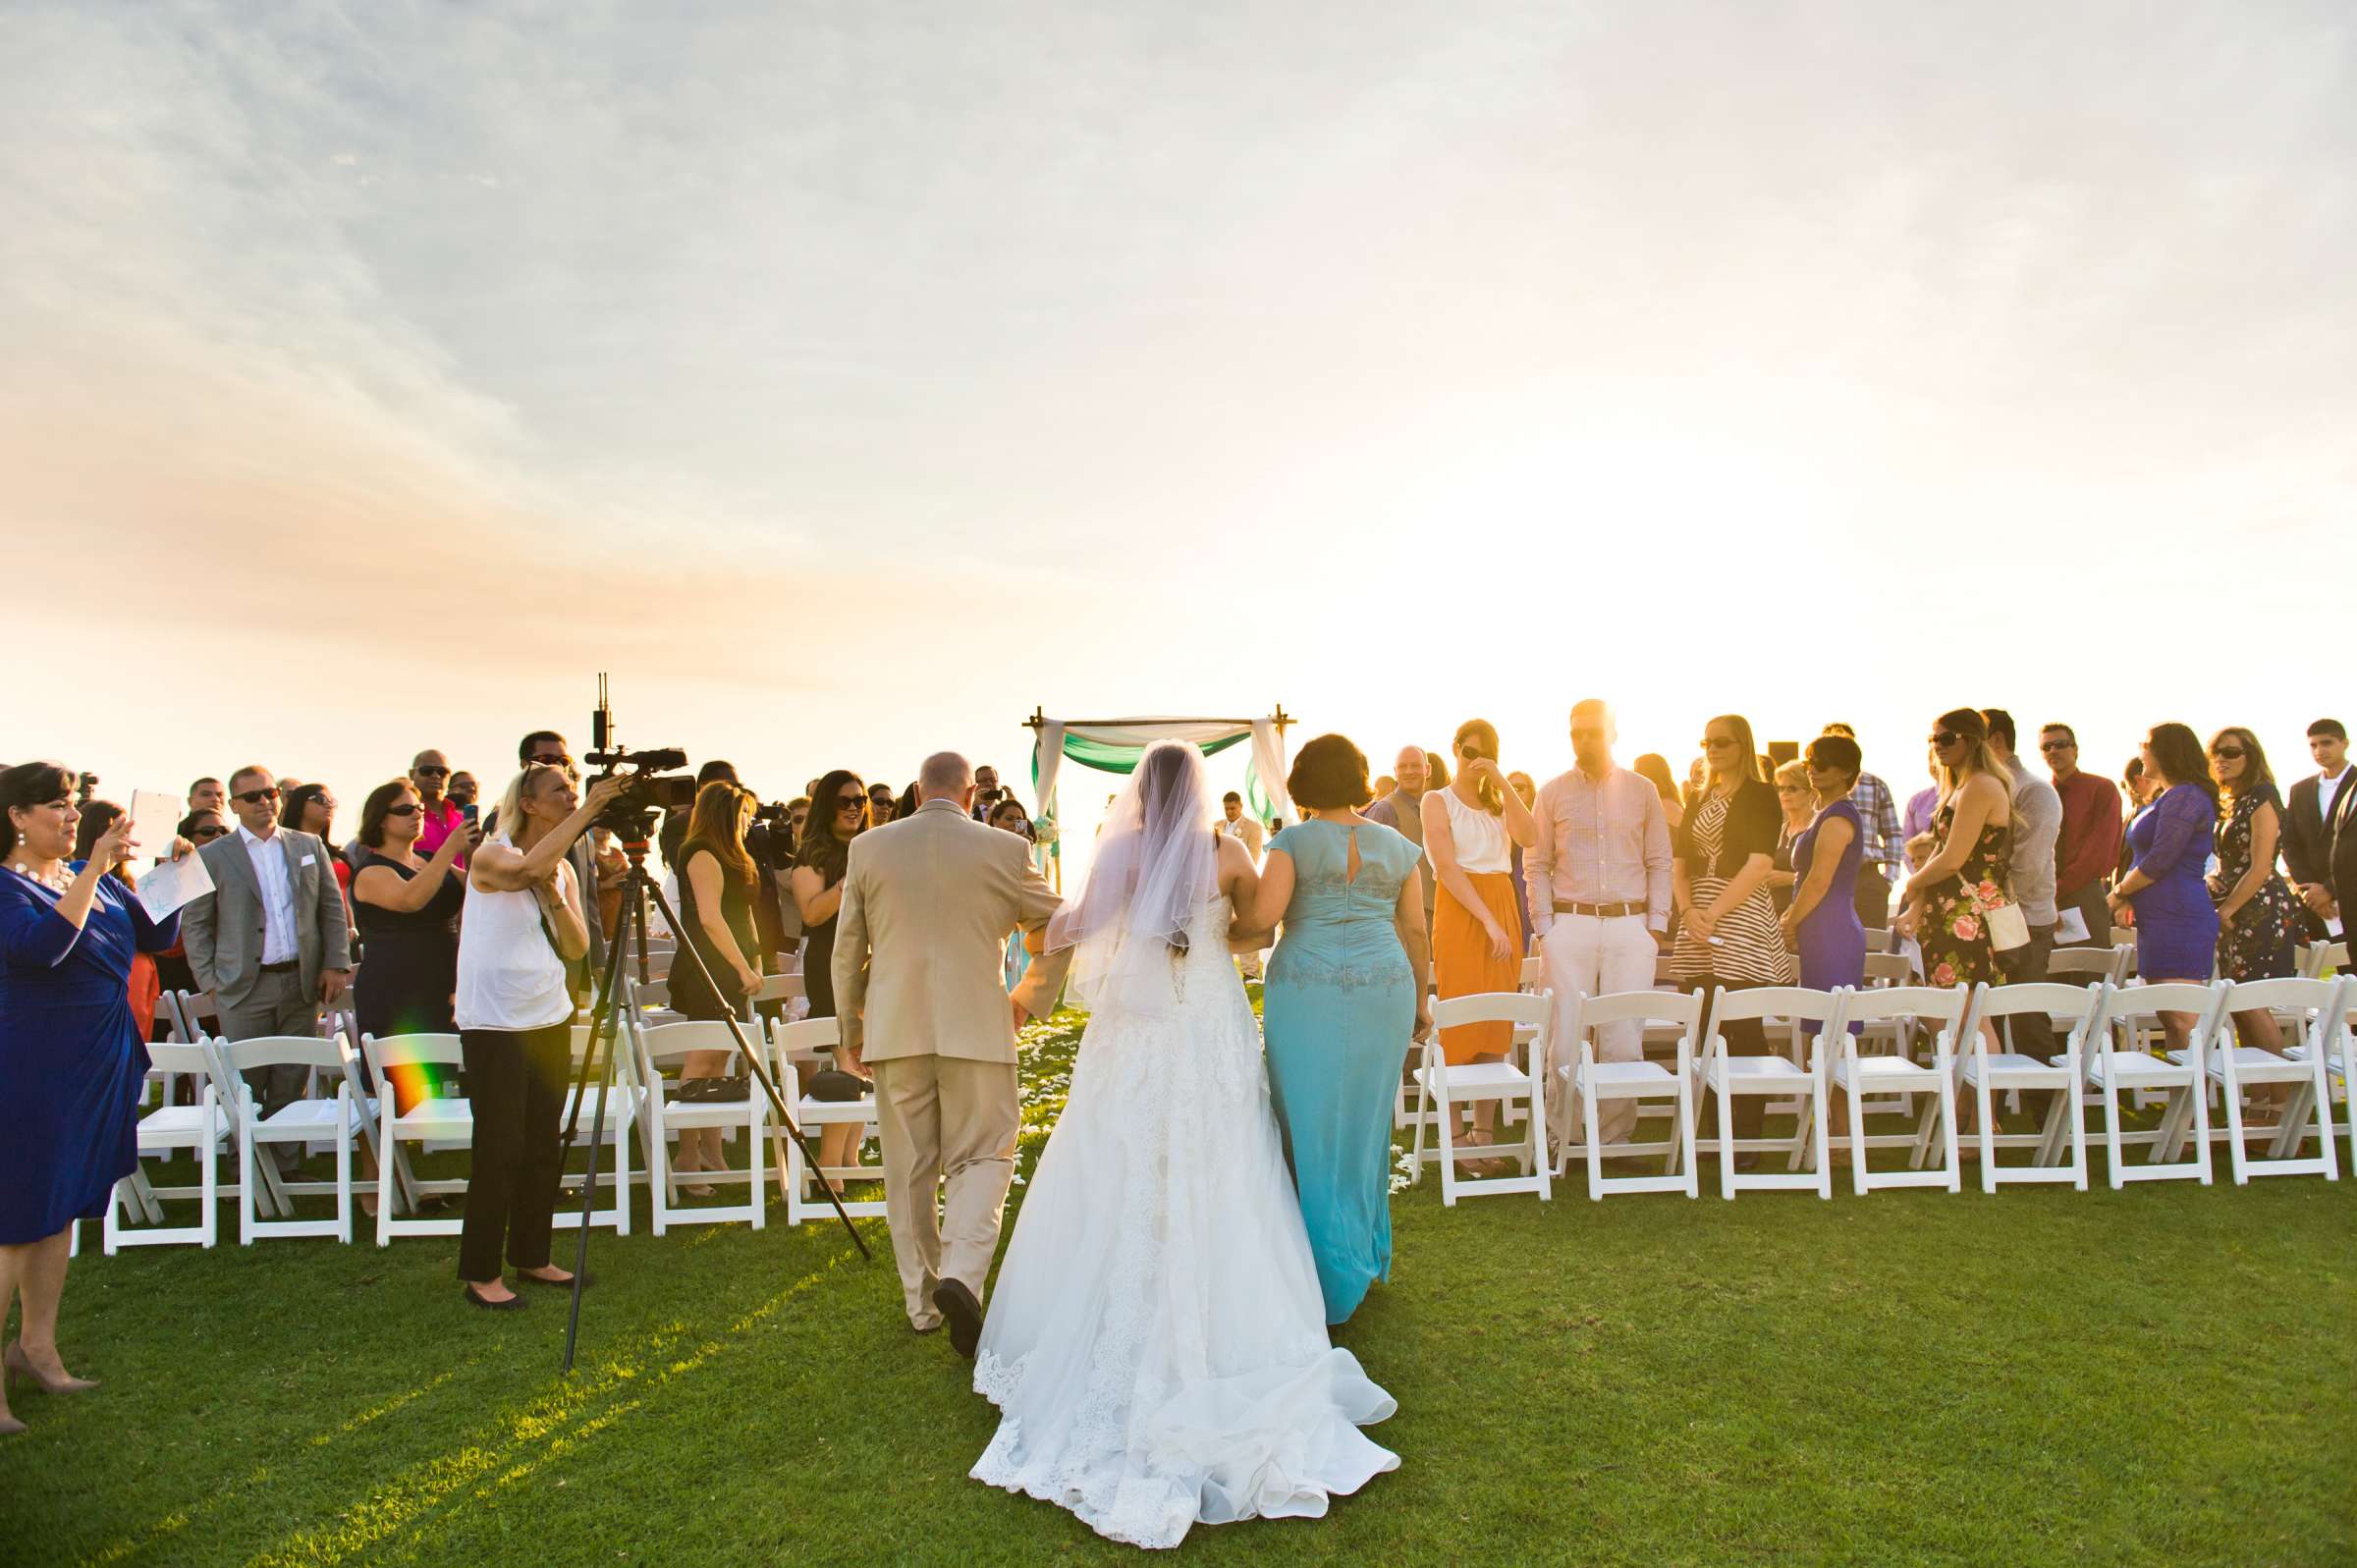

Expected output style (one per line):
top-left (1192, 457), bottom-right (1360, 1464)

top-left (1434, 871), bottom-right (1522, 1064)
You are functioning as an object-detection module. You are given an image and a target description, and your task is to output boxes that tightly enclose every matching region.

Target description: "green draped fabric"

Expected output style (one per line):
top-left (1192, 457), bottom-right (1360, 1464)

top-left (1059, 731), bottom-right (1249, 775)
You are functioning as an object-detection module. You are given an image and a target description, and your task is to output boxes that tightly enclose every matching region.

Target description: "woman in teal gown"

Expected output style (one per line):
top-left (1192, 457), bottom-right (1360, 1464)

top-left (1237, 735), bottom-right (1433, 1325)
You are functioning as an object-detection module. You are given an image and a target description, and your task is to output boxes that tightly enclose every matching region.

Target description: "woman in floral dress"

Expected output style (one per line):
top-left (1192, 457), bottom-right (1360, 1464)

top-left (1898, 710), bottom-right (2016, 1049)
top-left (2208, 728), bottom-right (2302, 1054)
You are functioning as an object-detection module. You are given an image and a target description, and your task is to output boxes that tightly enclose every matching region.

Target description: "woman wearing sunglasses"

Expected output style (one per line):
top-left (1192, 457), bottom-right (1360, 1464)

top-left (1896, 709), bottom-right (2016, 1009)
top-left (351, 779), bottom-right (477, 1115)
top-left (792, 771), bottom-right (875, 1184)
top-left (2207, 728), bottom-right (2302, 1054)
top-left (2107, 724), bottom-right (2223, 1054)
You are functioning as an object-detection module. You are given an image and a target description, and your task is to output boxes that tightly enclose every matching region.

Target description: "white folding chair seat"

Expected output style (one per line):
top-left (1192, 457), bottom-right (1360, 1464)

top-left (631, 988), bottom-right (766, 1233)
top-left (1407, 991), bottom-right (1552, 1205)
top-left (1960, 981), bottom-right (2104, 1191)
top-left (105, 1041), bottom-right (221, 1252)
top-left (770, 1016), bottom-right (888, 1225)
top-left (360, 1033), bottom-right (473, 1242)
top-left (2165, 977), bottom-right (2340, 1184)
top-left (1558, 990), bottom-right (1701, 1199)
top-left (1694, 987), bottom-right (1842, 1198)
top-left (221, 1034), bottom-right (361, 1242)
top-left (2080, 982), bottom-right (2222, 1187)
top-left (1829, 985), bottom-right (1967, 1195)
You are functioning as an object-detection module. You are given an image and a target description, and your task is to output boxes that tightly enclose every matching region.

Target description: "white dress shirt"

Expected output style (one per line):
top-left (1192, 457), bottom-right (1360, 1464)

top-left (239, 823), bottom-right (301, 965)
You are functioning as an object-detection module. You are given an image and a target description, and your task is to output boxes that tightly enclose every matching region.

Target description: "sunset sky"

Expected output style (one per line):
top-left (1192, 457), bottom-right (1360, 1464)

top-left (6, 1), bottom-right (2351, 846)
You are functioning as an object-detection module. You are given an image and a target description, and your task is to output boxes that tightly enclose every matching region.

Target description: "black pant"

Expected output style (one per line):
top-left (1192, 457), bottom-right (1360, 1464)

top-left (1688, 979), bottom-right (1771, 1145)
top-left (2056, 882), bottom-right (2112, 948)
top-left (1995, 923), bottom-right (2057, 1055)
top-left (458, 1022), bottom-right (571, 1284)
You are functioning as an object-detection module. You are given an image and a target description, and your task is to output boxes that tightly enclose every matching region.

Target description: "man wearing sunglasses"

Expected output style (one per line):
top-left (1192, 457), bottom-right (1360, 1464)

top-left (409, 749), bottom-right (467, 865)
top-left (182, 765), bottom-right (355, 1162)
top-left (2039, 723), bottom-right (2123, 949)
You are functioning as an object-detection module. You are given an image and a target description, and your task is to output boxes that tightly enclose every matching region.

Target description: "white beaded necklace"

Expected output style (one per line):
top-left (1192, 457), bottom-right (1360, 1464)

top-left (9, 859), bottom-right (72, 892)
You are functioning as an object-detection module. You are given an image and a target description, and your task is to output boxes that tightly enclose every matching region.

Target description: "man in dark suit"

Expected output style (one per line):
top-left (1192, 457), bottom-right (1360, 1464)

top-left (2282, 719), bottom-right (2350, 943)
top-left (182, 765), bottom-right (354, 1156)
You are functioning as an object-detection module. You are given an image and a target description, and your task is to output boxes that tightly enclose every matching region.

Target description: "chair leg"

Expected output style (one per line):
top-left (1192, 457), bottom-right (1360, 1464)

top-left (200, 1109), bottom-right (219, 1249)
top-left (1846, 1075), bottom-right (1868, 1196)
top-left (1408, 1061), bottom-right (1431, 1186)
top-left (1678, 1080), bottom-right (1699, 1199)
top-left (1435, 1087), bottom-right (1457, 1208)
top-left (748, 1112), bottom-right (766, 1230)
top-left (1812, 1080), bottom-right (1832, 1200)
top-left (2220, 1055), bottom-right (2249, 1185)
top-left (1716, 1077), bottom-right (1736, 1200)
top-left (1583, 1074), bottom-right (1604, 1201)
top-left (1936, 1062), bottom-right (1960, 1193)
top-left (2102, 1062), bottom-right (2124, 1190)
top-left (335, 1108), bottom-right (353, 1246)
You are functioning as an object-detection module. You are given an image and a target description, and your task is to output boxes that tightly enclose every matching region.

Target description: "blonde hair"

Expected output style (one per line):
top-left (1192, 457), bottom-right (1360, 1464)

top-left (491, 763), bottom-right (567, 843)
top-left (1774, 759), bottom-right (1811, 792)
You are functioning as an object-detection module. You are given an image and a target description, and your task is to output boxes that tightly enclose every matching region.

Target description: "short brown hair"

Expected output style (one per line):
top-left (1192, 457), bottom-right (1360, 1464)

top-left (1288, 733), bottom-right (1374, 811)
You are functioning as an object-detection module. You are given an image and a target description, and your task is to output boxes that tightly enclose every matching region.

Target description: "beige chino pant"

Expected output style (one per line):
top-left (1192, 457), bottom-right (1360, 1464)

top-left (868, 1054), bottom-right (1020, 1329)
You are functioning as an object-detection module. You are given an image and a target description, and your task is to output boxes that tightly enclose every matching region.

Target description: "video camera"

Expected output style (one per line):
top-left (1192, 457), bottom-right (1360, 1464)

top-left (586, 676), bottom-right (696, 838)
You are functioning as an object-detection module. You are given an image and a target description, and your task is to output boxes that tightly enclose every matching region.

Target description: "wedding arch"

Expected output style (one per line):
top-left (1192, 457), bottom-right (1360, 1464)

top-left (1021, 707), bottom-right (1296, 888)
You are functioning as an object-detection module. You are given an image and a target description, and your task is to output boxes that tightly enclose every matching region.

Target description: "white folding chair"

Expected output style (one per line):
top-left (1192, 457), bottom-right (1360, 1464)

top-left (2284, 976), bottom-right (2354, 1169)
top-left (360, 1033), bottom-right (472, 1242)
top-left (1860, 952), bottom-right (1913, 990)
top-left (1558, 990), bottom-right (1700, 1199)
top-left (770, 1016), bottom-right (888, 1225)
top-left (1693, 987), bottom-right (1844, 1199)
top-left (1959, 981), bottom-right (2104, 1191)
top-left (1406, 991), bottom-right (1552, 1205)
top-left (632, 1001), bottom-right (767, 1233)
top-left (1829, 985), bottom-right (1966, 1195)
top-left (2171, 976), bottom-right (2340, 1184)
top-left (104, 1041), bottom-right (221, 1252)
top-left (2297, 940), bottom-right (2348, 980)
top-left (2083, 982), bottom-right (2224, 1187)
top-left (221, 1034), bottom-right (361, 1242)
top-left (555, 1020), bottom-right (641, 1234)
top-left (2048, 946), bottom-right (2132, 988)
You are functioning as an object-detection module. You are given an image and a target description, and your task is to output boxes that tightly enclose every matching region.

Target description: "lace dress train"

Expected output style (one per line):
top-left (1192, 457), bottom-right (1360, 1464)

top-left (969, 898), bottom-right (1398, 1548)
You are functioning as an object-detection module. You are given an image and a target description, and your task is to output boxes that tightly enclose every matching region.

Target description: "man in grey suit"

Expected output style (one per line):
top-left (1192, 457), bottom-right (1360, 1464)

top-left (182, 765), bottom-right (354, 1151)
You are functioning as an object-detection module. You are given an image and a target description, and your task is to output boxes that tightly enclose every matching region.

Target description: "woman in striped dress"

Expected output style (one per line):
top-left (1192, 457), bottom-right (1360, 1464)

top-left (1673, 714), bottom-right (1794, 1159)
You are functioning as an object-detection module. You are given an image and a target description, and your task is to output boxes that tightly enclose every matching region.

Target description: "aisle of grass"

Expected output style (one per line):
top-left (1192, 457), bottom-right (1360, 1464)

top-left (3, 1004), bottom-right (2352, 1567)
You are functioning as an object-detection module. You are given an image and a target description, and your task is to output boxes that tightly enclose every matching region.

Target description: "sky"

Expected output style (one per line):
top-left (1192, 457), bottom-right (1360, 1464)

top-left (4, 0), bottom-right (2352, 851)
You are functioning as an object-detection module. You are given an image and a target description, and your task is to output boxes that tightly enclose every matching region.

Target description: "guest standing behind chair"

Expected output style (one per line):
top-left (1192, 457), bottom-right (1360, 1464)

top-left (151, 808), bottom-right (231, 1010)
top-left (1234, 734), bottom-right (1431, 1325)
top-left (988, 796), bottom-right (1039, 991)
top-left (1767, 761), bottom-right (1813, 915)
top-left (1983, 709), bottom-right (2062, 1056)
top-left (671, 781), bottom-right (766, 1190)
top-left (1422, 720), bottom-right (1538, 1176)
top-left (71, 803), bottom-right (161, 1036)
top-left (793, 770), bottom-right (872, 1183)
top-left (1672, 715), bottom-right (1792, 1162)
top-left (1363, 744), bottom-right (1437, 929)
top-left (181, 765), bottom-right (354, 1169)
top-left (2207, 728), bottom-right (2302, 1053)
top-left (2280, 719), bottom-right (2349, 943)
top-left (0, 763), bottom-right (188, 1436)
top-left (2109, 725), bottom-right (2222, 1055)
top-left (281, 782), bottom-right (354, 941)
top-left (1896, 710), bottom-right (2015, 1042)
top-left (2042, 723), bottom-right (2124, 949)
top-left (451, 766), bottom-right (626, 1310)
top-left (351, 780), bottom-right (472, 1115)
top-left (1819, 725), bottom-right (1903, 934)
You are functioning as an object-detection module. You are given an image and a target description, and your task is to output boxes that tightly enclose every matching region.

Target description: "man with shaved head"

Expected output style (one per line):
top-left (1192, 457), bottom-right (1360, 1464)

top-left (1365, 743), bottom-right (1437, 927)
top-left (834, 751), bottom-right (1070, 1355)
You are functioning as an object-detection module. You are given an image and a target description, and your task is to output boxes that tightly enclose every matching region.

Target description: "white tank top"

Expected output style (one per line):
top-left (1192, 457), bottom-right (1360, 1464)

top-left (455, 836), bottom-right (576, 1031)
top-left (1440, 787), bottom-right (1511, 874)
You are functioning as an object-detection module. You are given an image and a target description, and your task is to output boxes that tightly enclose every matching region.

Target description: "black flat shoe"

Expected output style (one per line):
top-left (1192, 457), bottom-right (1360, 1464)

top-left (464, 1284), bottom-right (527, 1312)
top-left (932, 1278), bottom-right (984, 1359)
top-left (518, 1270), bottom-right (594, 1291)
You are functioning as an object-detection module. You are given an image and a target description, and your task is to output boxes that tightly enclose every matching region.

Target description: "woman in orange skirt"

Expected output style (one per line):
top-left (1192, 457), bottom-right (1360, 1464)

top-left (1423, 720), bottom-right (1539, 1173)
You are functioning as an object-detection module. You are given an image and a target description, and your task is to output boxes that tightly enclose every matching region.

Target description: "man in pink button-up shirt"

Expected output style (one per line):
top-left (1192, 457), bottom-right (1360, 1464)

top-left (1526, 700), bottom-right (1672, 1149)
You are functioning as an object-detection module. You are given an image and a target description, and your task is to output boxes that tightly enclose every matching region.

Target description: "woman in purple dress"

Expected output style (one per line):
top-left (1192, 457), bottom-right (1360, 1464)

top-left (2109, 724), bottom-right (2223, 1054)
top-left (1, 763), bottom-right (186, 1436)
top-left (1782, 734), bottom-right (1867, 998)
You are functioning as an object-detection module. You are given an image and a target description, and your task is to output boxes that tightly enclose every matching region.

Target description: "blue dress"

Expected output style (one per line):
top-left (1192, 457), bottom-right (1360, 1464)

top-left (0, 865), bottom-right (180, 1244)
top-left (2127, 784), bottom-right (2222, 981)
top-left (1792, 799), bottom-right (1868, 993)
top-left (1260, 820), bottom-right (1421, 1325)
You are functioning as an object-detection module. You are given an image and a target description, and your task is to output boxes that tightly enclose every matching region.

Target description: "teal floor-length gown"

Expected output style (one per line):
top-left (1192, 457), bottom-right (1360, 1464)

top-left (1260, 818), bottom-right (1421, 1325)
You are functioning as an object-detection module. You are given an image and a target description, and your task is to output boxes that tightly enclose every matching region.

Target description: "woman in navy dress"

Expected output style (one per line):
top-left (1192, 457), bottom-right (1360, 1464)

top-left (2109, 724), bottom-right (2223, 1054)
top-left (1, 763), bottom-right (185, 1435)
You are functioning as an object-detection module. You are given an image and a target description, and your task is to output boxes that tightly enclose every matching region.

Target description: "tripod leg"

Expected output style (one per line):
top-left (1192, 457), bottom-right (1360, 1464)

top-left (561, 873), bottom-right (639, 1375)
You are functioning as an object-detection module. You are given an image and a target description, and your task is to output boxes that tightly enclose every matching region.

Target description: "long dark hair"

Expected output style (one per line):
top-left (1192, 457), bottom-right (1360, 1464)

top-left (1, 761), bottom-right (74, 859)
top-left (795, 769), bottom-right (868, 886)
top-left (1453, 719), bottom-right (1504, 815)
top-left (280, 781), bottom-right (333, 839)
top-left (2146, 723), bottom-right (2220, 816)
top-left (75, 799), bottom-right (130, 881)
top-left (356, 780), bottom-right (411, 851)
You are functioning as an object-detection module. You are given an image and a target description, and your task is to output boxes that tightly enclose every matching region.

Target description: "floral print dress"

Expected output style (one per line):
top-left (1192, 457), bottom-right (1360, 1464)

top-left (1918, 801), bottom-right (2012, 989)
top-left (2211, 787), bottom-right (2301, 981)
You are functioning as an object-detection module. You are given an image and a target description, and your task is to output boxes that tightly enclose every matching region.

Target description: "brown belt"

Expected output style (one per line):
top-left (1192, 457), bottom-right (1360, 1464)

top-left (1552, 900), bottom-right (1646, 919)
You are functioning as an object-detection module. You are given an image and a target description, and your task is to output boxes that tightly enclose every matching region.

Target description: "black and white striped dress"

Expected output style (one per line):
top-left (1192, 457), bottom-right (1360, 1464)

top-left (1671, 791), bottom-right (1795, 987)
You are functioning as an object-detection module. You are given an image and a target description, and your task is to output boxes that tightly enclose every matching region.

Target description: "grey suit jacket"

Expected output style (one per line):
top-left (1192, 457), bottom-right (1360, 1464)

top-left (182, 829), bottom-right (353, 1007)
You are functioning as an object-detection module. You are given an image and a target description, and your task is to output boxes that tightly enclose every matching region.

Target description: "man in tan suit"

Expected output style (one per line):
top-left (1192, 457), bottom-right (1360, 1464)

top-left (834, 751), bottom-right (1069, 1353)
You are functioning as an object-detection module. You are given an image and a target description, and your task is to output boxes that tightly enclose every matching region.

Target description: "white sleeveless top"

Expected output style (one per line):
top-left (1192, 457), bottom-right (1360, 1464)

top-left (1439, 787), bottom-right (1511, 874)
top-left (455, 836), bottom-right (576, 1032)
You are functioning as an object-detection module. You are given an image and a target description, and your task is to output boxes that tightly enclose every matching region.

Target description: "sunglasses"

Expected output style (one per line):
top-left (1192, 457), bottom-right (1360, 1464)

top-left (2038, 739), bottom-right (2074, 752)
top-left (1927, 732), bottom-right (1960, 748)
top-left (530, 752), bottom-right (572, 767)
top-left (413, 765), bottom-right (449, 778)
top-left (1700, 736), bottom-right (1739, 750)
top-left (1777, 784), bottom-right (1809, 794)
top-left (838, 795), bottom-right (867, 811)
top-left (235, 787), bottom-right (281, 803)
top-left (192, 825), bottom-right (232, 840)
top-left (2210, 745), bottom-right (2245, 760)
top-left (384, 802), bottom-right (421, 817)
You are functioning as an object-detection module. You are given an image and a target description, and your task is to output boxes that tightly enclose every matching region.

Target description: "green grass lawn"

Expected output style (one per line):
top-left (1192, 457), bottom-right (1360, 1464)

top-left (5, 1006), bottom-right (2352, 1567)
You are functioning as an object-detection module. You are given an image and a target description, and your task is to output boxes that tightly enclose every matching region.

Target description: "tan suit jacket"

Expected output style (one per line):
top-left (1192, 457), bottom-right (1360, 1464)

top-left (833, 798), bottom-right (1069, 1060)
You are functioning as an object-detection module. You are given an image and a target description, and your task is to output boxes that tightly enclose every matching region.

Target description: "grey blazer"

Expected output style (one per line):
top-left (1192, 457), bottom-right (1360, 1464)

top-left (182, 829), bottom-right (354, 1007)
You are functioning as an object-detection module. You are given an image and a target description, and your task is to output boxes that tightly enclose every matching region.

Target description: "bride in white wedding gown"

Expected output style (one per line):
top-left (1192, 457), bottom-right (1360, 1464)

top-left (969, 740), bottom-right (1398, 1548)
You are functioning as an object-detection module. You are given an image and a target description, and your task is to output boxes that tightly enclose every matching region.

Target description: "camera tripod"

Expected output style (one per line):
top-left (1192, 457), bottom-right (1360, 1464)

top-left (557, 820), bottom-right (868, 1373)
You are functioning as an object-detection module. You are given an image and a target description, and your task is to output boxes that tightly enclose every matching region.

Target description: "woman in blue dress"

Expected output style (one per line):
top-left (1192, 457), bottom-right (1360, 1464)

top-left (2109, 724), bottom-right (2223, 1054)
top-left (1, 763), bottom-right (186, 1435)
top-left (1234, 735), bottom-right (1432, 1325)
top-left (1781, 734), bottom-right (1868, 997)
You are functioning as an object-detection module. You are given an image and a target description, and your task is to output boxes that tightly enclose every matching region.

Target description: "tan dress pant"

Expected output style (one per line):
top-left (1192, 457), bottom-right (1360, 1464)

top-left (868, 1054), bottom-right (1020, 1329)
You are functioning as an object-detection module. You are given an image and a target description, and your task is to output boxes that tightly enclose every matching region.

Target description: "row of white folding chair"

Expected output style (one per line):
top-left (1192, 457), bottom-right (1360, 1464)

top-left (2164, 975), bottom-right (2343, 1184)
top-left (1405, 991), bottom-right (1552, 1205)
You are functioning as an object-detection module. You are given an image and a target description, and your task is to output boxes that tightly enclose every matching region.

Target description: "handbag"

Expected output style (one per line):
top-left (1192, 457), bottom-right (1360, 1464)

top-left (1984, 894), bottom-right (2031, 952)
top-left (677, 1074), bottom-right (752, 1104)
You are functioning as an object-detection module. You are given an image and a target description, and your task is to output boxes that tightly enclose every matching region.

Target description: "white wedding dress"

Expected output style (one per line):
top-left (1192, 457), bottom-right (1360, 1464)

top-left (969, 894), bottom-right (1398, 1548)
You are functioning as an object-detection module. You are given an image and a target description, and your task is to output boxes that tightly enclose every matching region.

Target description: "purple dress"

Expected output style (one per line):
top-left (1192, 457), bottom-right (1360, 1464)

top-left (2126, 784), bottom-right (2221, 981)
top-left (1792, 800), bottom-right (1867, 993)
top-left (0, 865), bottom-right (180, 1244)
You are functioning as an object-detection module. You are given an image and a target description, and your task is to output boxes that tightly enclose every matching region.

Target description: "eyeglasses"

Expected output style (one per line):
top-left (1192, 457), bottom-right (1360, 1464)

top-left (838, 795), bottom-right (867, 811)
top-left (235, 787), bottom-right (280, 803)
top-left (2210, 745), bottom-right (2245, 760)
top-left (192, 825), bottom-right (232, 840)
top-left (1926, 732), bottom-right (1959, 748)
top-left (314, 800), bottom-right (338, 814)
top-left (1700, 736), bottom-right (1738, 750)
top-left (384, 803), bottom-right (421, 817)
top-left (413, 765), bottom-right (449, 778)
top-left (2038, 739), bottom-right (2074, 752)
top-left (1777, 784), bottom-right (1809, 794)
top-left (530, 752), bottom-right (572, 767)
